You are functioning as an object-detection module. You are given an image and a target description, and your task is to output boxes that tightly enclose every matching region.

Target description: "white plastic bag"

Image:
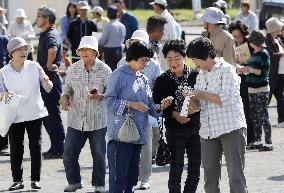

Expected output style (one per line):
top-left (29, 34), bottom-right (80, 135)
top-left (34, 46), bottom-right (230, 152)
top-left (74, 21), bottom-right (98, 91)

top-left (118, 112), bottom-right (140, 143)
top-left (0, 99), bottom-right (17, 137)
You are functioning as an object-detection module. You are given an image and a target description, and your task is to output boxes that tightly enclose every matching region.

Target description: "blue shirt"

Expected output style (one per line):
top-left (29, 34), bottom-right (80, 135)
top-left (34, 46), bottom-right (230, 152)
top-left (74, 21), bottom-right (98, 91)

top-left (104, 65), bottom-right (160, 144)
top-left (117, 57), bottom-right (161, 89)
top-left (37, 26), bottom-right (61, 77)
top-left (120, 12), bottom-right (138, 41)
top-left (60, 15), bottom-right (77, 43)
top-left (99, 19), bottom-right (126, 48)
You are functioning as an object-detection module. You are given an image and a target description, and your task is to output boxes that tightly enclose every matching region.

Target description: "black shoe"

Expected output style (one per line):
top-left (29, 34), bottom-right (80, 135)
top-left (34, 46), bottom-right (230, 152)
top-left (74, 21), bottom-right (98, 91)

top-left (31, 181), bottom-right (41, 189)
top-left (259, 145), bottom-right (273, 151)
top-left (43, 152), bottom-right (62, 159)
top-left (42, 149), bottom-right (52, 157)
top-left (9, 182), bottom-right (24, 191)
top-left (0, 145), bottom-right (9, 156)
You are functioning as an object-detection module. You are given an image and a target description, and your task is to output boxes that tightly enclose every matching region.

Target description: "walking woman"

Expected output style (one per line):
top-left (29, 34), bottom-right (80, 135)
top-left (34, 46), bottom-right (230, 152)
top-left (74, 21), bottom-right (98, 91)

top-left (0, 37), bottom-right (53, 191)
top-left (152, 40), bottom-right (201, 193)
top-left (105, 41), bottom-right (172, 193)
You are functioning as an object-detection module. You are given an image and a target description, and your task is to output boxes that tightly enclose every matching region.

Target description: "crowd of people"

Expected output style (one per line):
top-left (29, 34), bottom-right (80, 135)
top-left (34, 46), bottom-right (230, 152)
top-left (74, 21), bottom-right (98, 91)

top-left (0, 0), bottom-right (284, 193)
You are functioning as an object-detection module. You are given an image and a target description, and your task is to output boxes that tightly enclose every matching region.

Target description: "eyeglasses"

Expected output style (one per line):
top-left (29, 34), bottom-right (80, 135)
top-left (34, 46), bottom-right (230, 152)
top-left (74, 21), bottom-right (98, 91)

top-left (166, 55), bottom-right (183, 63)
top-left (138, 57), bottom-right (150, 63)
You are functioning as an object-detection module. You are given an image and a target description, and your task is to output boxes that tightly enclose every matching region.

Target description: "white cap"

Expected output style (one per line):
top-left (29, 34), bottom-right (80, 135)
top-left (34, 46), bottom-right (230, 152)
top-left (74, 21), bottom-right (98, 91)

top-left (201, 7), bottom-right (226, 25)
top-left (266, 17), bottom-right (284, 33)
top-left (149, 0), bottom-right (168, 7)
top-left (125, 30), bottom-right (149, 48)
top-left (91, 6), bottom-right (104, 16)
top-left (15, 8), bottom-right (27, 18)
top-left (214, 0), bottom-right (228, 8)
top-left (76, 36), bottom-right (99, 55)
top-left (77, 1), bottom-right (90, 10)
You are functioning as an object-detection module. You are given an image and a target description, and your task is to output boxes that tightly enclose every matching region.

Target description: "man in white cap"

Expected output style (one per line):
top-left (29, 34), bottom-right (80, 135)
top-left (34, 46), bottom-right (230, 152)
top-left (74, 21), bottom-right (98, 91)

top-left (62, 36), bottom-right (111, 193)
top-left (8, 8), bottom-right (36, 61)
top-left (67, 1), bottom-right (97, 63)
top-left (116, 30), bottom-right (161, 191)
top-left (91, 6), bottom-right (109, 32)
top-left (265, 17), bottom-right (284, 128)
top-left (149, 0), bottom-right (176, 41)
top-left (201, 7), bottom-right (236, 66)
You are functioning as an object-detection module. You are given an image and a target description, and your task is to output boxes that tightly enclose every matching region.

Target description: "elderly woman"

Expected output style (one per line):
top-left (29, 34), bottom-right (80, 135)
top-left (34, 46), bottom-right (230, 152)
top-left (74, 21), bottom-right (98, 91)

top-left (152, 40), bottom-right (201, 193)
top-left (105, 41), bottom-right (171, 193)
top-left (228, 21), bottom-right (254, 148)
top-left (117, 29), bottom-right (162, 190)
top-left (62, 36), bottom-right (111, 193)
top-left (0, 37), bottom-right (52, 190)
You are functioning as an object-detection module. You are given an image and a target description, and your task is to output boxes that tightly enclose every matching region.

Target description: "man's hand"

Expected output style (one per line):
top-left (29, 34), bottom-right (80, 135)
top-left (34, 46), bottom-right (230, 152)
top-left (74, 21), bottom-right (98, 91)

top-left (61, 95), bottom-right (71, 111)
top-left (191, 90), bottom-right (206, 100)
top-left (88, 93), bottom-right (104, 101)
top-left (47, 64), bottom-right (58, 72)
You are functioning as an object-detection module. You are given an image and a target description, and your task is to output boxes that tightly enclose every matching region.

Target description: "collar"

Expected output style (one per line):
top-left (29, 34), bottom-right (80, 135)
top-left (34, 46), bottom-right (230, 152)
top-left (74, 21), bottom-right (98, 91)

top-left (79, 58), bottom-right (102, 73)
top-left (120, 65), bottom-right (143, 76)
top-left (209, 58), bottom-right (223, 72)
top-left (209, 25), bottom-right (223, 38)
top-left (160, 9), bottom-right (168, 17)
top-left (8, 60), bottom-right (28, 73)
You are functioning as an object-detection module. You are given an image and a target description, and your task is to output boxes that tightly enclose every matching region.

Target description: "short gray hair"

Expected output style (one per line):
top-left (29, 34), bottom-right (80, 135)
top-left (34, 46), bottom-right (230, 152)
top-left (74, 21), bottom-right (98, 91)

top-left (38, 5), bottom-right (56, 24)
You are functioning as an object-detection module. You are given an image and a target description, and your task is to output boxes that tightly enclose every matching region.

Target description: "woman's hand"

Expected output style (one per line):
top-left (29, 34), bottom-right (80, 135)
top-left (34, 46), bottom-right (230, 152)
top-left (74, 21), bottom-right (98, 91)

top-left (172, 111), bottom-right (190, 124)
top-left (128, 101), bottom-right (149, 112)
top-left (41, 76), bottom-right (53, 93)
top-left (160, 96), bottom-right (173, 111)
top-left (61, 95), bottom-right (71, 111)
top-left (0, 91), bottom-right (14, 101)
top-left (191, 90), bottom-right (206, 100)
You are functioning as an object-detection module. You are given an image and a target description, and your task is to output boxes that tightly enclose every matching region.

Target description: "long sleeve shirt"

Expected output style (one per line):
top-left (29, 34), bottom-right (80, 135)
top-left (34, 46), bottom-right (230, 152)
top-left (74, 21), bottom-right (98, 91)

top-left (0, 61), bottom-right (49, 123)
top-left (160, 9), bottom-right (177, 41)
top-left (194, 58), bottom-right (246, 139)
top-left (99, 19), bottom-right (126, 48)
top-left (104, 65), bottom-right (160, 144)
top-left (8, 20), bottom-right (35, 51)
top-left (235, 11), bottom-right (258, 33)
top-left (63, 59), bottom-right (111, 131)
top-left (117, 57), bottom-right (161, 89)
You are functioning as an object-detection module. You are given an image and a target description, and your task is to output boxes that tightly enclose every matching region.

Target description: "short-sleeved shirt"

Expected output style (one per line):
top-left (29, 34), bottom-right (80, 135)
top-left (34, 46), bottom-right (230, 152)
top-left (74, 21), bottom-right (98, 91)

top-left (37, 26), bottom-right (61, 77)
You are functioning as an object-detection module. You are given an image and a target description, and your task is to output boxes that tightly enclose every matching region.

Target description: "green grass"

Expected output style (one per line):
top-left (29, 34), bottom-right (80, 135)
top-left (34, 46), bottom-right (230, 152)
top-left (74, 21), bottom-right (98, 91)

top-left (128, 8), bottom-right (239, 25)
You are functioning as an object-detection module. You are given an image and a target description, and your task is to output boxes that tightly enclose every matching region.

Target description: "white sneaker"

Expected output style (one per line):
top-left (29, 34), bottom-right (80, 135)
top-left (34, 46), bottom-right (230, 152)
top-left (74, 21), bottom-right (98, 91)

top-left (94, 186), bottom-right (106, 193)
top-left (140, 181), bottom-right (150, 190)
top-left (277, 121), bottom-right (284, 128)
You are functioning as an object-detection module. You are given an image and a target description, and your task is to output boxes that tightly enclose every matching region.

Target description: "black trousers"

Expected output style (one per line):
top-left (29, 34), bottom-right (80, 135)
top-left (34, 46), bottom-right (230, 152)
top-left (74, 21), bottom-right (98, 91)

top-left (0, 135), bottom-right (8, 150)
top-left (240, 77), bottom-right (254, 144)
top-left (9, 119), bottom-right (42, 182)
top-left (166, 126), bottom-right (201, 193)
top-left (269, 75), bottom-right (284, 123)
top-left (103, 47), bottom-right (122, 71)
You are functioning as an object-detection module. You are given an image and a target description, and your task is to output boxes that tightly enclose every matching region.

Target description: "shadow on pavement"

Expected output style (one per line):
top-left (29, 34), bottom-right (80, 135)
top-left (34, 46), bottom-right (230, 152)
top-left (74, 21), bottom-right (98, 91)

top-left (268, 175), bottom-right (284, 181)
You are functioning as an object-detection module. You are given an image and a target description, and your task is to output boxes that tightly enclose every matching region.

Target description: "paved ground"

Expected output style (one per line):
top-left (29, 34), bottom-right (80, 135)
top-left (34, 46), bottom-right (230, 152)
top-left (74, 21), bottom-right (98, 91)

top-left (0, 101), bottom-right (284, 193)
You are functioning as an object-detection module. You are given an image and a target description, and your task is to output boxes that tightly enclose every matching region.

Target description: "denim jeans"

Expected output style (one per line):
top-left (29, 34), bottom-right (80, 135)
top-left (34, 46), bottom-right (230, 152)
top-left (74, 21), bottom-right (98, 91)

top-left (40, 73), bottom-right (65, 154)
top-left (9, 119), bottom-right (42, 182)
top-left (107, 140), bottom-right (142, 193)
top-left (63, 127), bottom-right (106, 186)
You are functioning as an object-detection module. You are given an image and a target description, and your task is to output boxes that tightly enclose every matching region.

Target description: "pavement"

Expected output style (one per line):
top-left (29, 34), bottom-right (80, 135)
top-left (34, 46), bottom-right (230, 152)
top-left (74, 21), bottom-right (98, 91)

top-left (0, 101), bottom-right (284, 193)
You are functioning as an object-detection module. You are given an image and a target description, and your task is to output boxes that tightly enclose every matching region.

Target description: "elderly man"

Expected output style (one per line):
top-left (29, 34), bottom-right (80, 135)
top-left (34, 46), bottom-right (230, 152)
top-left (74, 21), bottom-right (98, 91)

top-left (67, 1), bottom-right (97, 63)
top-left (36, 6), bottom-right (65, 159)
top-left (201, 7), bottom-right (236, 66)
top-left (8, 9), bottom-right (36, 60)
top-left (187, 37), bottom-right (248, 193)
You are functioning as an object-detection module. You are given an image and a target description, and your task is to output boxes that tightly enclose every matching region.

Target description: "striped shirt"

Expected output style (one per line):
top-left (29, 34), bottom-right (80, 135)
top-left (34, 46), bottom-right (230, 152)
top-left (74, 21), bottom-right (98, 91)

top-left (194, 58), bottom-right (247, 139)
top-left (63, 59), bottom-right (112, 131)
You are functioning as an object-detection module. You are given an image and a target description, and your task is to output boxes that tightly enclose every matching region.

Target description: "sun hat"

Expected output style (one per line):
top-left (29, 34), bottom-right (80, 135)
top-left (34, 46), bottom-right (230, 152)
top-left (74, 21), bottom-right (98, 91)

top-left (213, 0), bottom-right (228, 8)
top-left (149, 0), bottom-right (168, 7)
top-left (126, 30), bottom-right (149, 47)
top-left (91, 6), bottom-right (104, 16)
top-left (77, 1), bottom-right (90, 10)
top-left (7, 37), bottom-right (31, 55)
top-left (0, 6), bottom-right (6, 13)
top-left (265, 17), bottom-right (284, 33)
top-left (76, 36), bottom-right (99, 55)
top-left (201, 7), bottom-right (226, 25)
top-left (14, 8), bottom-right (27, 18)
top-left (247, 30), bottom-right (266, 47)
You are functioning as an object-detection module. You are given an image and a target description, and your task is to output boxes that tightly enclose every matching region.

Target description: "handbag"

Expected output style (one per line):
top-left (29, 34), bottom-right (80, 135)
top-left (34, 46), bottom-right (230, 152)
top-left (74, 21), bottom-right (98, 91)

top-left (155, 118), bottom-right (171, 166)
top-left (0, 93), bottom-right (20, 137)
top-left (118, 107), bottom-right (140, 143)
